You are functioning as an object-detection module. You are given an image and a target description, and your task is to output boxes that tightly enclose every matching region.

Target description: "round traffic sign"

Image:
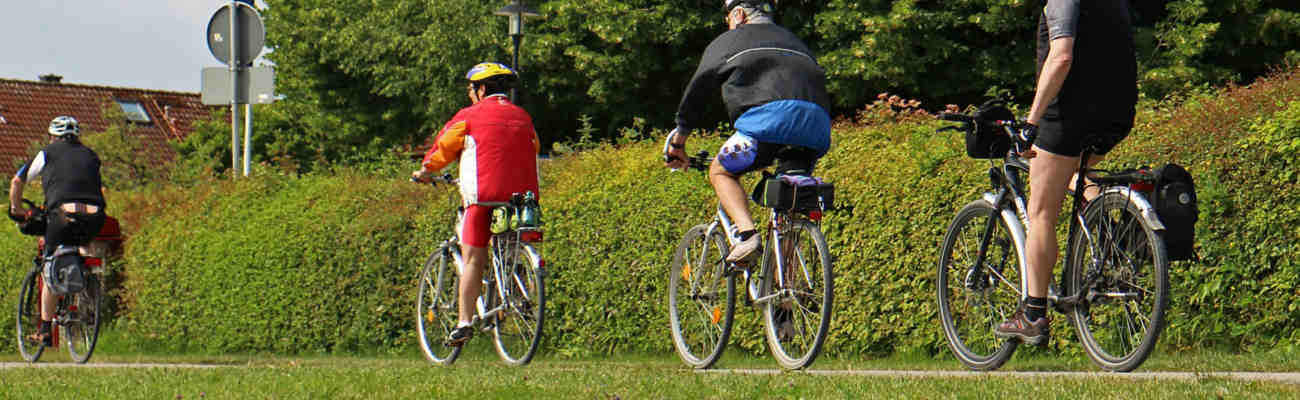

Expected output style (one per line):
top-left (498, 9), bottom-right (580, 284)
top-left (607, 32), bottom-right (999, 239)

top-left (207, 2), bottom-right (265, 67)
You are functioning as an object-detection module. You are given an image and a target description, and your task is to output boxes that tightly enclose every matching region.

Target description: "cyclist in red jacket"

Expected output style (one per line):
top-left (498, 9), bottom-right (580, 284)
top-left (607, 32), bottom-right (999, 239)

top-left (412, 62), bottom-right (541, 346)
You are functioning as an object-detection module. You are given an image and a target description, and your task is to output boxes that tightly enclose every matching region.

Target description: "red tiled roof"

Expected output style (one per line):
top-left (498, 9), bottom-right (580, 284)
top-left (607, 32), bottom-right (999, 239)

top-left (0, 78), bottom-right (217, 177)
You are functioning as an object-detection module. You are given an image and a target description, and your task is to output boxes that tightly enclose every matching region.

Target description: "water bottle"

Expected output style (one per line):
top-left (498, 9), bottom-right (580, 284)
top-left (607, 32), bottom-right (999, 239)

top-left (519, 192), bottom-right (540, 227)
top-left (490, 207), bottom-right (511, 234)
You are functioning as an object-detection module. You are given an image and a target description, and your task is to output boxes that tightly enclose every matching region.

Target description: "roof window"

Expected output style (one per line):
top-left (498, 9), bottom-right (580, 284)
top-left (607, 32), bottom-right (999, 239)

top-left (115, 99), bottom-right (151, 123)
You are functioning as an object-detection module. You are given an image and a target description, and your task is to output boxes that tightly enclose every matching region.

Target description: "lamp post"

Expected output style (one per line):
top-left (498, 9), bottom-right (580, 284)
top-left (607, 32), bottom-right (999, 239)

top-left (493, 0), bottom-right (540, 103)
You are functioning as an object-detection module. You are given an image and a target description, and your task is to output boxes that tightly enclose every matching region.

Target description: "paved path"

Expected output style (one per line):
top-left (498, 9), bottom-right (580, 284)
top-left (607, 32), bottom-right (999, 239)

top-left (0, 362), bottom-right (226, 369)
top-left (700, 369), bottom-right (1300, 385)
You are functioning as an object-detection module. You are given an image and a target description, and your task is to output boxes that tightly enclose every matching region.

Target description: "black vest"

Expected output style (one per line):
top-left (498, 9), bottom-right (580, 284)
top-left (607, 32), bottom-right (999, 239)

top-left (38, 140), bottom-right (106, 210)
top-left (1037, 0), bottom-right (1138, 122)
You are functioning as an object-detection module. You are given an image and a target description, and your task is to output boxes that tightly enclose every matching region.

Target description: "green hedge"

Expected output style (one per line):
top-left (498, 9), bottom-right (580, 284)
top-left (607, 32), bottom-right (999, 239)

top-left (5, 70), bottom-right (1298, 357)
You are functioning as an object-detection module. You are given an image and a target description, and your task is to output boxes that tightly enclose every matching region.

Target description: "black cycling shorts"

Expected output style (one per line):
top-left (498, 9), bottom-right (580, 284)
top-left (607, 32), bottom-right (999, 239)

top-left (44, 207), bottom-right (106, 257)
top-left (1035, 106), bottom-right (1133, 157)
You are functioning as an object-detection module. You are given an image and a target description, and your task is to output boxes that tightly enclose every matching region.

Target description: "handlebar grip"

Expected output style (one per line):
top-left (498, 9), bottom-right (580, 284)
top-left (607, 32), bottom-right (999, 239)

top-left (938, 112), bottom-right (973, 123)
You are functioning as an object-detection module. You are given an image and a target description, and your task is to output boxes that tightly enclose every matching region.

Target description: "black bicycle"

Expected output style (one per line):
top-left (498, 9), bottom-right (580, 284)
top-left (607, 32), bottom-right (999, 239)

top-left (13, 199), bottom-right (121, 364)
top-left (935, 111), bottom-right (1170, 372)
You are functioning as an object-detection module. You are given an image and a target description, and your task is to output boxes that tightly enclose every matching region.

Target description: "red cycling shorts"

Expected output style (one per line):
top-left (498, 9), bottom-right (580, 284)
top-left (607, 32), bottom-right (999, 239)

top-left (459, 204), bottom-right (492, 248)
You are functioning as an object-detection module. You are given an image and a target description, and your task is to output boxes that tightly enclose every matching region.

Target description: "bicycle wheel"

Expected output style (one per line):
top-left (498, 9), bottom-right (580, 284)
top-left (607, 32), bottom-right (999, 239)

top-left (1065, 191), bottom-right (1169, 372)
top-left (760, 219), bottom-right (833, 370)
top-left (492, 241), bottom-right (545, 366)
top-left (668, 223), bottom-right (735, 369)
top-left (66, 274), bottom-right (102, 363)
top-left (937, 200), bottom-right (1024, 371)
top-left (416, 244), bottom-right (462, 365)
top-left (16, 266), bottom-right (45, 362)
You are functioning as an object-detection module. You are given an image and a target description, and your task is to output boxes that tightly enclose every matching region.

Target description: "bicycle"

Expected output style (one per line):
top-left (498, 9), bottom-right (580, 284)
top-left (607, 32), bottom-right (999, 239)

top-left (412, 174), bottom-right (546, 366)
top-left (13, 199), bottom-right (123, 364)
top-left (934, 110), bottom-right (1170, 372)
top-left (666, 150), bottom-right (835, 370)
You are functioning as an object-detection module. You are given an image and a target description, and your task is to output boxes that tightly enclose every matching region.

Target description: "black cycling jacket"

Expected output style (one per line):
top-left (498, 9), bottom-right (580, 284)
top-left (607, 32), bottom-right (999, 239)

top-left (18, 139), bottom-right (106, 210)
top-left (674, 23), bottom-right (831, 134)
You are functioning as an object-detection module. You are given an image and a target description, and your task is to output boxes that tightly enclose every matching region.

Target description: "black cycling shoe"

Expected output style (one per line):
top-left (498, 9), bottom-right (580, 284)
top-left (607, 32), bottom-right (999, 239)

top-left (446, 325), bottom-right (474, 347)
top-left (29, 321), bottom-right (53, 347)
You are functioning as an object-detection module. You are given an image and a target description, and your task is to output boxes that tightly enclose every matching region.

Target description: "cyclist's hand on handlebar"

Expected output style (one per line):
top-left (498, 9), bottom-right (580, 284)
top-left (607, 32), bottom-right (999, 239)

top-left (411, 168), bottom-right (435, 184)
top-left (1014, 121), bottom-right (1039, 158)
top-left (7, 205), bottom-right (28, 222)
top-left (663, 128), bottom-right (689, 170)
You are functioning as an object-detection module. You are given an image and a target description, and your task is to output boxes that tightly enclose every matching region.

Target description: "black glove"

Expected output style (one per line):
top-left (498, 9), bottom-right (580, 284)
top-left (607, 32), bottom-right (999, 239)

top-left (1015, 121), bottom-right (1038, 154)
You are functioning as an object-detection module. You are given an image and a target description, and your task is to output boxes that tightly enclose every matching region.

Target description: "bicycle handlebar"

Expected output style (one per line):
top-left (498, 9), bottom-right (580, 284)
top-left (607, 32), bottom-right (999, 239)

top-left (936, 111), bottom-right (1036, 154)
top-left (411, 174), bottom-right (457, 185)
top-left (682, 151), bottom-right (711, 172)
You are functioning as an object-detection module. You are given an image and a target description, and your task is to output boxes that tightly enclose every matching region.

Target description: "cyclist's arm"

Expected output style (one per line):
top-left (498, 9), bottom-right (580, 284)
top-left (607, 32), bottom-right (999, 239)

top-left (531, 126), bottom-right (541, 154)
top-left (674, 45), bottom-right (726, 138)
top-left (9, 153), bottom-right (42, 214)
top-left (1028, 38), bottom-right (1074, 126)
top-left (421, 120), bottom-right (468, 174)
top-left (1028, 0), bottom-right (1078, 125)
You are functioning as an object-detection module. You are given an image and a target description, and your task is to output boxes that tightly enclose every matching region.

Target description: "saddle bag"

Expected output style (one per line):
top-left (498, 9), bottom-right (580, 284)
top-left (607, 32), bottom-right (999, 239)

top-left (43, 245), bottom-right (87, 295)
top-left (1153, 164), bottom-right (1198, 261)
top-left (753, 173), bottom-right (835, 212)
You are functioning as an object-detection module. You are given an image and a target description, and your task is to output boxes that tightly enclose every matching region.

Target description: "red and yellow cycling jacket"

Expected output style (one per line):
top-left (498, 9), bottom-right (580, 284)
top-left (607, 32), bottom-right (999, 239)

top-left (422, 94), bottom-right (540, 204)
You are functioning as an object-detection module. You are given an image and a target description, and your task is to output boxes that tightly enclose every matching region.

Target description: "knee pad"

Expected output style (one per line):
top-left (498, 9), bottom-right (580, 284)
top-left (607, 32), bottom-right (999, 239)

top-left (718, 135), bottom-right (758, 174)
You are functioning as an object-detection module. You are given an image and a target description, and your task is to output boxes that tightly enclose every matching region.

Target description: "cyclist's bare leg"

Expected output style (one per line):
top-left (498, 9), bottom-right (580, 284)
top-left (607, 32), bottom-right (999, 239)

top-left (708, 158), bottom-right (755, 232)
top-left (457, 245), bottom-right (489, 325)
top-left (41, 281), bottom-right (56, 320)
top-left (1026, 146), bottom-right (1079, 298)
top-left (1066, 155), bottom-right (1107, 202)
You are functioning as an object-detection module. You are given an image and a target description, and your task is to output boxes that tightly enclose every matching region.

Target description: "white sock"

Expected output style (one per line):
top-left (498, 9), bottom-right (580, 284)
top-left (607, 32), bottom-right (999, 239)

top-left (457, 320), bottom-right (473, 329)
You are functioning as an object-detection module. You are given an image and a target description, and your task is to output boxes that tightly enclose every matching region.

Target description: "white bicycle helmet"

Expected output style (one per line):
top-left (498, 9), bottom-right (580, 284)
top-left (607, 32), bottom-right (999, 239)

top-left (724, 0), bottom-right (776, 12)
top-left (48, 116), bottom-right (80, 137)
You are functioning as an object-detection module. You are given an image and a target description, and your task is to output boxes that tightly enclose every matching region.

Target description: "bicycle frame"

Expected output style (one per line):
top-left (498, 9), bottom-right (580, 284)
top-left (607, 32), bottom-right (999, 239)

top-left (969, 153), bottom-right (1033, 302)
top-left (439, 202), bottom-right (542, 326)
top-left (702, 203), bottom-right (810, 305)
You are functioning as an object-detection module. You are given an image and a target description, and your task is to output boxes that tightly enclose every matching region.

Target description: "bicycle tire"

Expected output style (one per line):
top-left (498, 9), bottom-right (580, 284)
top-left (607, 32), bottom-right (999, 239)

top-left (1065, 191), bottom-right (1170, 372)
top-left (937, 199), bottom-right (1024, 371)
top-left (66, 274), bottom-right (102, 364)
top-left (416, 244), bottom-right (462, 365)
top-left (16, 265), bottom-right (44, 363)
top-left (760, 219), bottom-right (833, 370)
top-left (668, 223), bottom-right (736, 369)
top-left (492, 241), bottom-right (545, 366)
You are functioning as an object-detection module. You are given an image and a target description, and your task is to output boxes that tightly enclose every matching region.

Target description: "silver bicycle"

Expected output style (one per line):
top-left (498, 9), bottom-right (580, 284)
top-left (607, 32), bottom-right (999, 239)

top-left (666, 151), bottom-right (835, 370)
top-left (413, 175), bottom-right (546, 366)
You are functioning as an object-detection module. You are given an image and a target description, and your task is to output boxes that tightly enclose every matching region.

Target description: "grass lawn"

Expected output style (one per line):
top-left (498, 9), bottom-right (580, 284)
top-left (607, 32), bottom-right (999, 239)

top-left (2, 331), bottom-right (1299, 399)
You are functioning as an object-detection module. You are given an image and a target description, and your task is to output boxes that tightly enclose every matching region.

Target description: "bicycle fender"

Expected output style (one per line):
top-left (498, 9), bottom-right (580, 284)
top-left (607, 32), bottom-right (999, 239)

top-left (981, 193), bottom-right (1031, 300)
top-left (1098, 187), bottom-right (1167, 231)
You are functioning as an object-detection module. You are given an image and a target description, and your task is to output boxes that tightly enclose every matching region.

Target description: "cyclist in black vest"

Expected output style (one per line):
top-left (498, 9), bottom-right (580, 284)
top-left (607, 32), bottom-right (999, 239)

top-left (664, 0), bottom-right (832, 266)
top-left (9, 116), bottom-right (107, 346)
top-left (995, 0), bottom-right (1138, 343)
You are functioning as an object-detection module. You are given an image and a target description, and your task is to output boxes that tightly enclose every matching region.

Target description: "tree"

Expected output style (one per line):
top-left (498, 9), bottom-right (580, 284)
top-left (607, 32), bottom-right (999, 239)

top-left (248, 0), bottom-right (1300, 172)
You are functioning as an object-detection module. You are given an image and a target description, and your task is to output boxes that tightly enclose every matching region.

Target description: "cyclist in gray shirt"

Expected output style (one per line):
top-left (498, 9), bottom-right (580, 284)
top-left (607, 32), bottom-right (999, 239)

top-left (995, 0), bottom-right (1138, 344)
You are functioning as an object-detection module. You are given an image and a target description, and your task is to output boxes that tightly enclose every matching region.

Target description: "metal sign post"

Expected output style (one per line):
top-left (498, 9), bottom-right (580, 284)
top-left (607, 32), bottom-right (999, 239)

top-left (230, 0), bottom-right (239, 176)
top-left (205, 1), bottom-right (267, 178)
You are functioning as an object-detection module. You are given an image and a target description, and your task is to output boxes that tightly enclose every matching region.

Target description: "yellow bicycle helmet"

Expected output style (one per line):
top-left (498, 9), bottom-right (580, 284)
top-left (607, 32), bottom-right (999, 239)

top-left (465, 62), bottom-right (517, 82)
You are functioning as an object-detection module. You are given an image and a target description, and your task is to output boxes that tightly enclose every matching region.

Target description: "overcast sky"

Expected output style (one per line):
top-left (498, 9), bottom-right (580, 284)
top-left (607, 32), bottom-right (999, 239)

top-left (0, 1), bottom-right (264, 93)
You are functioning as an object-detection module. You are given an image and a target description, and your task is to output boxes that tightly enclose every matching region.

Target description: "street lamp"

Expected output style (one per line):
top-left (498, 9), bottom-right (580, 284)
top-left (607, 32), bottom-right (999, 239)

top-left (493, 0), bottom-right (540, 103)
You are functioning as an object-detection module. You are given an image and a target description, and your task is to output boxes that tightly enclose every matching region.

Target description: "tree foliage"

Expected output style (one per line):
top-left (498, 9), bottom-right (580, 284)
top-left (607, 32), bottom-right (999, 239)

top-left (244, 0), bottom-right (1300, 171)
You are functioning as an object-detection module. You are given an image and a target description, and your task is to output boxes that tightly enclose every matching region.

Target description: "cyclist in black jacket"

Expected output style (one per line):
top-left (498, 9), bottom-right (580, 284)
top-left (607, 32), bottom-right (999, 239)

top-left (8, 116), bottom-right (107, 346)
top-left (664, 0), bottom-right (832, 265)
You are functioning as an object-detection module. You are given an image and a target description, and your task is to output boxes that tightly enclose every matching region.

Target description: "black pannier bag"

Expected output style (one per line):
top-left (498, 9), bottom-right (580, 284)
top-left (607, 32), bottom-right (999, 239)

top-left (1154, 164), bottom-right (1198, 261)
top-left (966, 100), bottom-right (1016, 159)
top-left (43, 245), bottom-right (87, 295)
top-left (753, 173), bottom-right (835, 211)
